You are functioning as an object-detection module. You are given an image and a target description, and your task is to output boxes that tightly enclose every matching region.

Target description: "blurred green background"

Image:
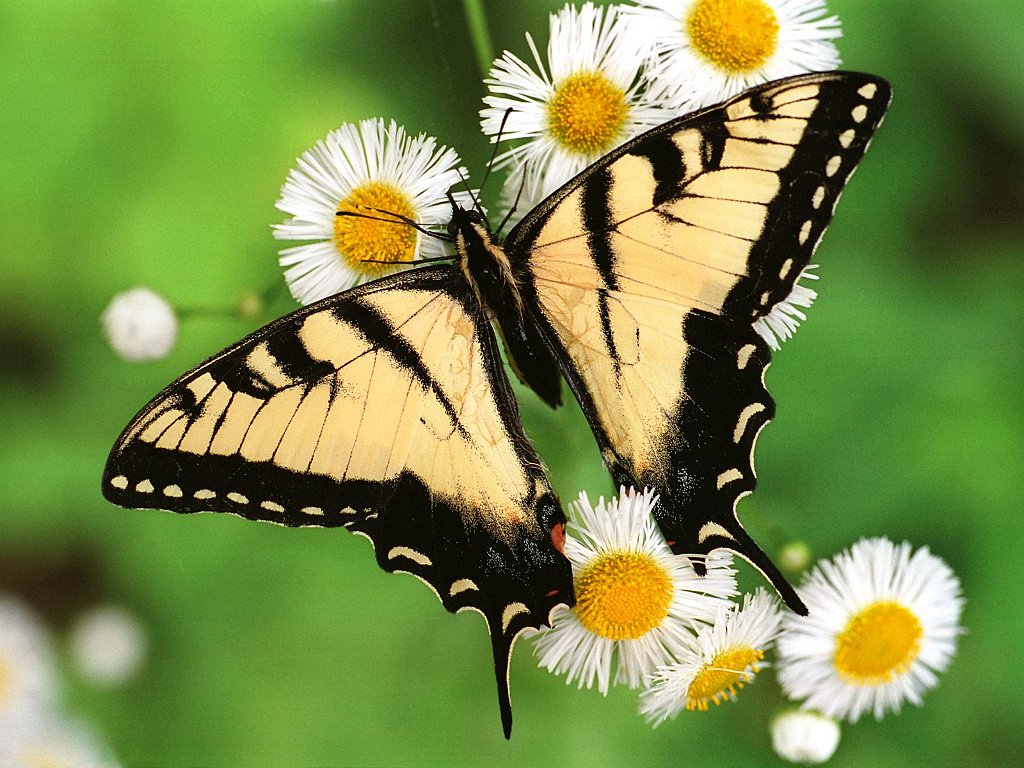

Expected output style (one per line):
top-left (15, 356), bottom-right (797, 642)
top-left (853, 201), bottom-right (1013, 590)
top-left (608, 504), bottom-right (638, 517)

top-left (2, 0), bottom-right (1023, 765)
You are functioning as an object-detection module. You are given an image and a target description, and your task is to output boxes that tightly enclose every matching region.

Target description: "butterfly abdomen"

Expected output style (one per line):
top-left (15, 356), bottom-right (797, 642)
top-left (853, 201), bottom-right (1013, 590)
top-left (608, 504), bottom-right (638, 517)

top-left (450, 204), bottom-right (564, 408)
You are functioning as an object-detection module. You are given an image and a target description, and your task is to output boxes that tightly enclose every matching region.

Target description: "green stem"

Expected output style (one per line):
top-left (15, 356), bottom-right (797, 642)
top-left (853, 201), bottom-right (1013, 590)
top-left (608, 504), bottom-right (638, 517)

top-left (462, 0), bottom-right (495, 78)
top-left (175, 278), bottom-right (287, 321)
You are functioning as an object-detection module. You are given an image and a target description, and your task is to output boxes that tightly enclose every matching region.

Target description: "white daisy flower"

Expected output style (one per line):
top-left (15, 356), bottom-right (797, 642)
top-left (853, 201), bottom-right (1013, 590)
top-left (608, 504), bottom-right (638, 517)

top-left (0, 595), bottom-right (59, 732)
top-left (753, 264), bottom-right (819, 350)
top-left (534, 487), bottom-right (737, 695)
top-left (273, 118), bottom-right (474, 305)
top-left (0, 714), bottom-right (122, 768)
top-left (639, 589), bottom-right (782, 725)
top-left (100, 286), bottom-right (178, 362)
top-left (776, 537), bottom-right (965, 722)
top-left (622, 0), bottom-right (842, 109)
top-left (480, 2), bottom-right (674, 210)
top-left (770, 708), bottom-right (841, 764)
top-left (69, 605), bottom-right (147, 687)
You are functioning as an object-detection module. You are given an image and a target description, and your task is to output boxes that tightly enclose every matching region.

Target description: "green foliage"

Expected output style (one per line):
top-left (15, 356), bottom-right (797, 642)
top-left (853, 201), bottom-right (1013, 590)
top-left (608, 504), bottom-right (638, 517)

top-left (2, 0), bottom-right (1022, 765)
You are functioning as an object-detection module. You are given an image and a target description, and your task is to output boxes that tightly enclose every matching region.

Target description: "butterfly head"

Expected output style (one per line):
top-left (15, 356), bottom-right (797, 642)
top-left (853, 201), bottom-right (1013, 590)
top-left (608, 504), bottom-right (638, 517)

top-left (448, 203), bottom-right (523, 316)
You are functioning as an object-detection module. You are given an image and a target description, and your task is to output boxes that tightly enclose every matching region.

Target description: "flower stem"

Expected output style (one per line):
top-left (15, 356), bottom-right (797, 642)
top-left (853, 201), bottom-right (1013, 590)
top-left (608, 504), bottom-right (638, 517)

top-left (462, 0), bottom-right (494, 77)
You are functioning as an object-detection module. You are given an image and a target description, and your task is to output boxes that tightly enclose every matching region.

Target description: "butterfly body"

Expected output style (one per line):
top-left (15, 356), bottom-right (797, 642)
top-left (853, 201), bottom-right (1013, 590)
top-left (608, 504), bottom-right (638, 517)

top-left (103, 71), bottom-right (890, 735)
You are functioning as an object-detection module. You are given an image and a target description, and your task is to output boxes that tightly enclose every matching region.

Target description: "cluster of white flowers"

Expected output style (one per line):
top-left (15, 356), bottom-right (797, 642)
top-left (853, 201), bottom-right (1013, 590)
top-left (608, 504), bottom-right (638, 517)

top-left (0, 595), bottom-right (146, 766)
top-left (532, 488), bottom-right (780, 724)
top-left (102, 0), bottom-right (844, 347)
top-left (535, 489), bottom-right (963, 764)
top-left (480, 0), bottom-right (840, 212)
top-left (265, 0), bottom-right (844, 311)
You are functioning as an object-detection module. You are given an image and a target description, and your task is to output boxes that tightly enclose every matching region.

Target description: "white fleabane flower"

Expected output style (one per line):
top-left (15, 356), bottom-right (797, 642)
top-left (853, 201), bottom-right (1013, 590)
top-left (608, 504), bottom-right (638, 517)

top-left (639, 589), bottom-right (781, 725)
top-left (0, 714), bottom-right (122, 768)
top-left (274, 119), bottom-right (474, 305)
top-left (481, 2), bottom-right (674, 211)
top-left (69, 605), bottom-right (147, 687)
top-left (0, 596), bottom-right (59, 732)
top-left (534, 487), bottom-right (736, 695)
top-left (622, 0), bottom-right (842, 109)
top-left (776, 537), bottom-right (964, 722)
top-left (771, 709), bottom-right (841, 764)
top-left (101, 287), bottom-right (178, 362)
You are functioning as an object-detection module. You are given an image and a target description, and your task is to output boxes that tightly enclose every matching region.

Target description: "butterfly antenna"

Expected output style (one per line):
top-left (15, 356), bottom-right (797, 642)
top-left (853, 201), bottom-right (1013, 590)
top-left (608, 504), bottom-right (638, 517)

top-left (478, 107), bottom-right (513, 195)
top-left (495, 164), bottom-right (528, 236)
top-left (359, 254), bottom-right (453, 267)
top-left (453, 167), bottom-right (491, 230)
top-left (335, 208), bottom-right (454, 242)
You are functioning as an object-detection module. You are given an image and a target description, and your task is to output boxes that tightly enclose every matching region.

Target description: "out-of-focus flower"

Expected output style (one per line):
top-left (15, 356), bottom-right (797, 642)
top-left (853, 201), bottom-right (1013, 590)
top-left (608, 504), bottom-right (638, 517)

top-left (771, 708), bottom-right (841, 764)
top-left (777, 537), bottom-right (964, 722)
top-left (778, 540), bottom-right (813, 574)
top-left (101, 286), bottom-right (178, 362)
top-left (0, 596), bottom-right (59, 732)
top-left (0, 714), bottom-right (121, 768)
top-left (69, 605), bottom-right (147, 687)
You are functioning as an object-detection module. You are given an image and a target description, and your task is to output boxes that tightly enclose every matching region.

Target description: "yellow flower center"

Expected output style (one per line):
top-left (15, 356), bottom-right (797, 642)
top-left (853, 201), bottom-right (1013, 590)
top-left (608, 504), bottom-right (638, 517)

top-left (547, 72), bottom-right (628, 156)
top-left (334, 181), bottom-right (419, 277)
top-left (686, 0), bottom-right (780, 74)
top-left (573, 551), bottom-right (673, 640)
top-left (21, 749), bottom-right (63, 768)
top-left (833, 601), bottom-right (923, 684)
top-left (686, 646), bottom-right (764, 710)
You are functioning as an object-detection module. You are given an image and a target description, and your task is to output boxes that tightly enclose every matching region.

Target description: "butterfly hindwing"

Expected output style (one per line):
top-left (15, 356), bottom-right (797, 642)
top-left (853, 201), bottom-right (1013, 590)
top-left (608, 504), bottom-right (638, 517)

top-left (505, 72), bottom-right (891, 611)
top-left (103, 265), bottom-right (572, 736)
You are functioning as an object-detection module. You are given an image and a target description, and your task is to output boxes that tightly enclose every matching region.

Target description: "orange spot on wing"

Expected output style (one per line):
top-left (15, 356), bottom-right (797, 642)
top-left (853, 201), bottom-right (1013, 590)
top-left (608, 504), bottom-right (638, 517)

top-left (550, 522), bottom-right (566, 554)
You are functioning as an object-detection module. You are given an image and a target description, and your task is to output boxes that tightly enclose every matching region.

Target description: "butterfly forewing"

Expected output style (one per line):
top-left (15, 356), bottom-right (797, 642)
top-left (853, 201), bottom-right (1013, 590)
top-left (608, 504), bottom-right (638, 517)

top-left (506, 72), bottom-right (891, 612)
top-left (103, 265), bottom-right (572, 736)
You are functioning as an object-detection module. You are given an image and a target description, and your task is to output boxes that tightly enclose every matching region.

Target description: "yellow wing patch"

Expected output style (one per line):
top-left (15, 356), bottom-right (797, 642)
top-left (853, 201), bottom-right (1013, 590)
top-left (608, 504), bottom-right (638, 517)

top-left (109, 276), bottom-right (539, 541)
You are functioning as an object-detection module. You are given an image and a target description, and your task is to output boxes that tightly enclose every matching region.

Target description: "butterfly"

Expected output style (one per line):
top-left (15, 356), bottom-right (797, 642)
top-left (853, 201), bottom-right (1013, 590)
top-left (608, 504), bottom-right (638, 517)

top-left (103, 71), bottom-right (890, 736)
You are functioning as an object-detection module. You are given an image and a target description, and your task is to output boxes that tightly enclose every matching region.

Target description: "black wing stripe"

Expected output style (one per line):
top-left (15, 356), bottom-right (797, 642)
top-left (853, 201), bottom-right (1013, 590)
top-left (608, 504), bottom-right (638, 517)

top-left (627, 131), bottom-right (687, 206)
top-left (331, 298), bottom-right (472, 442)
top-left (582, 167), bottom-right (622, 373)
top-left (582, 167), bottom-right (619, 292)
top-left (264, 329), bottom-right (338, 383)
top-left (699, 119), bottom-right (729, 168)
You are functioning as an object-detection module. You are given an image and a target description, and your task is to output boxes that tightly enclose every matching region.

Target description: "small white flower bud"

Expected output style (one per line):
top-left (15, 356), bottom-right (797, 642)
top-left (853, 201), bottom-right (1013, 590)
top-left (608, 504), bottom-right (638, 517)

top-left (101, 287), bottom-right (178, 362)
top-left (771, 709), bottom-right (841, 764)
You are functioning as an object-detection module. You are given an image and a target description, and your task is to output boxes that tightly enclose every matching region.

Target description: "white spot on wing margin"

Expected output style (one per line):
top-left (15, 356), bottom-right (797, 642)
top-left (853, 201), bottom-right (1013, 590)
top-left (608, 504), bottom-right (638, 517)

top-left (388, 546), bottom-right (433, 567)
top-left (501, 602), bottom-right (530, 633)
top-left (449, 578), bottom-right (479, 596)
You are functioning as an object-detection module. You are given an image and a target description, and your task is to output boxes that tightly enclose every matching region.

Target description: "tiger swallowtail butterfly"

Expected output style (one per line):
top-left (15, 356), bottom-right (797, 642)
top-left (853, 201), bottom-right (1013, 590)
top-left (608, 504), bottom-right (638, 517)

top-left (103, 71), bottom-right (891, 736)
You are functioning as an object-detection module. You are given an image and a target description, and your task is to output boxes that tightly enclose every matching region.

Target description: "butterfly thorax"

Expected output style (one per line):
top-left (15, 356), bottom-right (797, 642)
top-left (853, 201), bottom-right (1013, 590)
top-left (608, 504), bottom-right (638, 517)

top-left (450, 205), bottom-right (524, 318)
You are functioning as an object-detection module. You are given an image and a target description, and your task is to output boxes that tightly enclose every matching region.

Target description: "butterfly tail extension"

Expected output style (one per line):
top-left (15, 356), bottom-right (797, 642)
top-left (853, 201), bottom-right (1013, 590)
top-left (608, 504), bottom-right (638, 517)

top-left (607, 458), bottom-right (805, 615)
top-left (688, 519), bottom-right (807, 615)
top-left (477, 490), bottom-right (574, 738)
